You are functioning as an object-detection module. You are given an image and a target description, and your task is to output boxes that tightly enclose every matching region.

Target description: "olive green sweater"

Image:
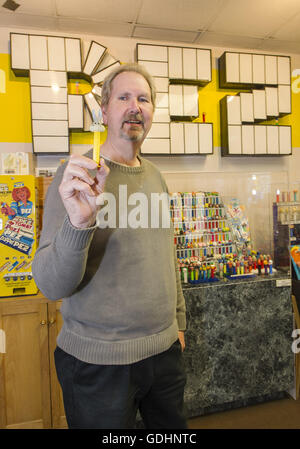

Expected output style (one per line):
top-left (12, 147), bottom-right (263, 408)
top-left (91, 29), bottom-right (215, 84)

top-left (32, 151), bottom-right (186, 364)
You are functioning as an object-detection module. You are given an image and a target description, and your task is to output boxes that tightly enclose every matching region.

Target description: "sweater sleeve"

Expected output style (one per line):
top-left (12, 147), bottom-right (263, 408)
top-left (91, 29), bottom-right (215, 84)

top-left (174, 250), bottom-right (186, 331)
top-left (32, 165), bottom-right (96, 300)
top-left (158, 170), bottom-right (186, 332)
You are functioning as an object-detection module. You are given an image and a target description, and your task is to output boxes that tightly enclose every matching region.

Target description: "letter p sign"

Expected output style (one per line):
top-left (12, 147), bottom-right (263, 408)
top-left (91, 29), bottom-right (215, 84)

top-left (10, 32), bottom-right (120, 154)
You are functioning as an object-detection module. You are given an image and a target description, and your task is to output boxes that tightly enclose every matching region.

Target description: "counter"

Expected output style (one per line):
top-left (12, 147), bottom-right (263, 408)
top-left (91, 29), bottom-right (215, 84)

top-left (182, 273), bottom-right (294, 417)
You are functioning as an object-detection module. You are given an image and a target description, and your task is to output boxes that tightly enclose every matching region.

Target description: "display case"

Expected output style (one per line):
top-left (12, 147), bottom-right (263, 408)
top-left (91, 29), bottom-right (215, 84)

top-left (163, 169), bottom-right (296, 415)
top-left (165, 169), bottom-right (295, 287)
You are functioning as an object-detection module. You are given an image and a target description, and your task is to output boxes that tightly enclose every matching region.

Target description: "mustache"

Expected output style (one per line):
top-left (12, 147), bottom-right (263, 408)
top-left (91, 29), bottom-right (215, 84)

top-left (122, 114), bottom-right (144, 124)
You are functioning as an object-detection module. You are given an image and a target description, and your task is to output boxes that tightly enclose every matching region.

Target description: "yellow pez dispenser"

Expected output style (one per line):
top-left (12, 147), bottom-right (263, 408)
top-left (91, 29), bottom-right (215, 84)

top-left (90, 109), bottom-right (105, 165)
top-left (0, 175), bottom-right (39, 296)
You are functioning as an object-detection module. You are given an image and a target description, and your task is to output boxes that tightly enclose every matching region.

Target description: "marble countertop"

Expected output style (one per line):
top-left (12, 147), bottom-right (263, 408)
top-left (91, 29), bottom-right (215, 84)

top-left (182, 272), bottom-right (294, 417)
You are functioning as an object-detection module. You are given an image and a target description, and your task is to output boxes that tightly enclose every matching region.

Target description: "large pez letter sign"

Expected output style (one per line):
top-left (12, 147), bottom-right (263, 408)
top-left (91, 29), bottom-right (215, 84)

top-left (10, 33), bottom-right (120, 154)
top-left (137, 44), bottom-right (213, 155)
top-left (219, 51), bottom-right (292, 156)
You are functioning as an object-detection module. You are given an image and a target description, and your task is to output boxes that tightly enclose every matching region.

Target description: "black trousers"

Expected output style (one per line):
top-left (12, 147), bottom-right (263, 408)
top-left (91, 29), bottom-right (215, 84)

top-left (54, 340), bottom-right (187, 429)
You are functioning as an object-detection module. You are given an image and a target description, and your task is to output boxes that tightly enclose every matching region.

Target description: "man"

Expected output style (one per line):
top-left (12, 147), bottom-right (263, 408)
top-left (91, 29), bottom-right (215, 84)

top-left (32, 63), bottom-right (187, 429)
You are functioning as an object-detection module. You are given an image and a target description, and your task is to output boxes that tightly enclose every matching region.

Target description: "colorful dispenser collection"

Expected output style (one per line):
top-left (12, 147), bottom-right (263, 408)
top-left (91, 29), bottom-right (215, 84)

top-left (170, 191), bottom-right (274, 285)
top-left (170, 191), bottom-right (235, 284)
top-left (170, 192), bottom-right (235, 259)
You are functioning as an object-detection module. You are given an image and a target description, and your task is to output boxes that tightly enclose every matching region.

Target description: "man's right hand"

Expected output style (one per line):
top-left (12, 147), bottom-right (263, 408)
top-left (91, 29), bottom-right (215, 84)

top-left (58, 154), bottom-right (110, 229)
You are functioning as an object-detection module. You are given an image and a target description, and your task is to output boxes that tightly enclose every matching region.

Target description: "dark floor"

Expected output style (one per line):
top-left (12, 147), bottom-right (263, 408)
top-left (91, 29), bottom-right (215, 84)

top-left (188, 395), bottom-right (300, 429)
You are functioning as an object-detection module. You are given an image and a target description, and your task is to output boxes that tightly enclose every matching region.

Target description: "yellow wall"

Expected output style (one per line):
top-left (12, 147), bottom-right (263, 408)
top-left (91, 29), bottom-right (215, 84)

top-left (0, 54), bottom-right (31, 143)
top-left (0, 52), bottom-right (298, 147)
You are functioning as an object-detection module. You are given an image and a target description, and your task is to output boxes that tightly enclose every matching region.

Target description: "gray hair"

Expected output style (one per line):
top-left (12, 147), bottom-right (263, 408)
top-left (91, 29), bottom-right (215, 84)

top-left (101, 63), bottom-right (156, 109)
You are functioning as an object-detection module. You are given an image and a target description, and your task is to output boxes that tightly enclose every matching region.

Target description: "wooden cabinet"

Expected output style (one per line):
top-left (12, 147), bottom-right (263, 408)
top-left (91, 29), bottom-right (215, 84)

top-left (0, 294), bottom-right (66, 429)
top-left (48, 300), bottom-right (67, 429)
top-left (0, 295), bottom-right (51, 428)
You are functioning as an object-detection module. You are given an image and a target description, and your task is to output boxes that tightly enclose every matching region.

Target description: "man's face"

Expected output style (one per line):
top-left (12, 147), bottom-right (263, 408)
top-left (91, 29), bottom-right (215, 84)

top-left (102, 71), bottom-right (154, 143)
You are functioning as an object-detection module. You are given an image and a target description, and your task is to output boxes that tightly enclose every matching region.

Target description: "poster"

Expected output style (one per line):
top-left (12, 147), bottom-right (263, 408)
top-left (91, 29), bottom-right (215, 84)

top-left (0, 175), bottom-right (38, 296)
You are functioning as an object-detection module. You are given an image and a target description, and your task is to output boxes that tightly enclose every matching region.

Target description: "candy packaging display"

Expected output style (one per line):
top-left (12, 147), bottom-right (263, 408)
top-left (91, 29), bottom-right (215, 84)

top-left (0, 175), bottom-right (39, 296)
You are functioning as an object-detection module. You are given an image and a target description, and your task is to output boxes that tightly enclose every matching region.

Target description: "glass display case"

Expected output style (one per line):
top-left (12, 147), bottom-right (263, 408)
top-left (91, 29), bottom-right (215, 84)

top-left (273, 187), bottom-right (300, 271)
top-left (273, 181), bottom-right (300, 307)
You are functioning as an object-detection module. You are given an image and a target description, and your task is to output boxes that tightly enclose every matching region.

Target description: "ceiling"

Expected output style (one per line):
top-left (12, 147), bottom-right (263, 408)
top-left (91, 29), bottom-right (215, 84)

top-left (1, 0), bottom-right (300, 54)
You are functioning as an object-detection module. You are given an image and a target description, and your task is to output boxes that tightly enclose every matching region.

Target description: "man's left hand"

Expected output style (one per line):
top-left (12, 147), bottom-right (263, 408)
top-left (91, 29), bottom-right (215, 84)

top-left (178, 331), bottom-right (185, 352)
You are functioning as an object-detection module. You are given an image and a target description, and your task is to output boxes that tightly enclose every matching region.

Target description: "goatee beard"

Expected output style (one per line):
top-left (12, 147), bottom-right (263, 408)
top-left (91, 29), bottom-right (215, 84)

top-left (121, 114), bottom-right (145, 141)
